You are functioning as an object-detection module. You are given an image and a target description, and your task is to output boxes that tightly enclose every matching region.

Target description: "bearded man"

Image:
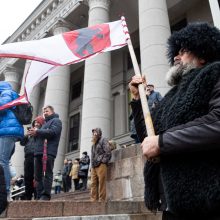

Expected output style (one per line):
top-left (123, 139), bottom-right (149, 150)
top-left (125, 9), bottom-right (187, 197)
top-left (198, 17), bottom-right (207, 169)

top-left (90, 128), bottom-right (111, 202)
top-left (129, 23), bottom-right (220, 220)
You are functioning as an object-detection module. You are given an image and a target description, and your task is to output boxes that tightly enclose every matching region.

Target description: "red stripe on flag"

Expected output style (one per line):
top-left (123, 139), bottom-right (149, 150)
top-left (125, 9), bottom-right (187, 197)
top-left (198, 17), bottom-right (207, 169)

top-left (0, 54), bottom-right (61, 66)
top-left (0, 95), bottom-right (28, 111)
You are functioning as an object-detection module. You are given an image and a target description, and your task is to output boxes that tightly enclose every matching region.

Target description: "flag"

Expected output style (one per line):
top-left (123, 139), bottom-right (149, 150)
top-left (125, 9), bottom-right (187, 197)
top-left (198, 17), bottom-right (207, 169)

top-left (0, 19), bottom-right (128, 110)
top-left (0, 20), bottom-right (127, 65)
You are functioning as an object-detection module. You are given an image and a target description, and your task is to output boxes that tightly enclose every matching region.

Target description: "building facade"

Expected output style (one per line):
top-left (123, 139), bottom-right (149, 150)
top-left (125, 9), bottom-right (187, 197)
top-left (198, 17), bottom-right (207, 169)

top-left (0, 0), bottom-right (219, 174)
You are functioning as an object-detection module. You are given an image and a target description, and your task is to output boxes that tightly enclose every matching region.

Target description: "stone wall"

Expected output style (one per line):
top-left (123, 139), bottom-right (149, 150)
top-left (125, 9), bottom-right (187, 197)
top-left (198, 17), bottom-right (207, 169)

top-left (107, 144), bottom-right (146, 201)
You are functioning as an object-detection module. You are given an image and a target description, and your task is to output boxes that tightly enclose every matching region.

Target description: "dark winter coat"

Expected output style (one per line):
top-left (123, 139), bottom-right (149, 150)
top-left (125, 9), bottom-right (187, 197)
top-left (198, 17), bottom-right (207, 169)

top-left (79, 155), bottom-right (90, 176)
top-left (34, 113), bottom-right (62, 158)
top-left (20, 135), bottom-right (43, 157)
top-left (131, 62), bottom-right (220, 218)
top-left (0, 164), bottom-right (7, 214)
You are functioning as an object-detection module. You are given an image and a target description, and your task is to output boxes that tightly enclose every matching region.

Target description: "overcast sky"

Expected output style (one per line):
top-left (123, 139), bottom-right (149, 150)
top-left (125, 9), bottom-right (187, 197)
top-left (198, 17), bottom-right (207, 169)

top-left (0, 0), bottom-right (42, 44)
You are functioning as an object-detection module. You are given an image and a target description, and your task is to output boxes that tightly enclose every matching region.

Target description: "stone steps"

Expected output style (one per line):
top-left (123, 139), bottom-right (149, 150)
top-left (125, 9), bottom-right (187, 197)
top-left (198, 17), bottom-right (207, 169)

top-left (0, 201), bottom-right (162, 220)
top-left (51, 190), bottom-right (90, 201)
top-left (33, 213), bottom-right (161, 220)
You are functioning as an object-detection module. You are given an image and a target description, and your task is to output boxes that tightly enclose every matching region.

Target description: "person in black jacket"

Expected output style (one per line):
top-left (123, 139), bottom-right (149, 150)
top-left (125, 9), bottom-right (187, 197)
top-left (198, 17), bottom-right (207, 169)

top-left (20, 116), bottom-right (45, 200)
top-left (28, 105), bottom-right (62, 200)
top-left (0, 164), bottom-right (7, 214)
top-left (79, 151), bottom-right (90, 191)
top-left (129, 23), bottom-right (220, 220)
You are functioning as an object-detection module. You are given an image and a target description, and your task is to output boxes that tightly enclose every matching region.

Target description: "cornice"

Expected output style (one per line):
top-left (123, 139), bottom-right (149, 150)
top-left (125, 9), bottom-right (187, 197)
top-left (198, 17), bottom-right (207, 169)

top-left (9, 0), bottom-right (82, 43)
top-left (0, 0), bottom-right (83, 74)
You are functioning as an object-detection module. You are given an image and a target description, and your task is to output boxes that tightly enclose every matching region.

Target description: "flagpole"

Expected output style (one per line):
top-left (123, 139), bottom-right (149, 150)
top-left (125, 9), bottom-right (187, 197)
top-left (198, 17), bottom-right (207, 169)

top-left (121, 16), bottom-right (155, 137)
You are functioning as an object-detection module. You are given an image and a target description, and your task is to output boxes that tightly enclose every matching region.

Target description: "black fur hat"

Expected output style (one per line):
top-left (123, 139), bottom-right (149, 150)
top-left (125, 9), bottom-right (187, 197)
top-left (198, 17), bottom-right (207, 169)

top-left (167, 22), bottom-right (220, 65)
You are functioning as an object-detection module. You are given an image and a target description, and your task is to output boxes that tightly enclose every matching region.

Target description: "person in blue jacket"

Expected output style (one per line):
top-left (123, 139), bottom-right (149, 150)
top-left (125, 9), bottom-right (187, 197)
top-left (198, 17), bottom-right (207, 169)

top-left (0, 81), bottom-right (24, 197)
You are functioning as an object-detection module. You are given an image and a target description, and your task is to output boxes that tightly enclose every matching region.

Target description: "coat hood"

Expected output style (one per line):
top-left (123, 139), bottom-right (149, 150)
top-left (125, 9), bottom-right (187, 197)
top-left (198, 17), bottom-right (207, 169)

top-left (92, 127), bottom-right (102, 137)
top-left (167, 22), bottom-right (220, 65)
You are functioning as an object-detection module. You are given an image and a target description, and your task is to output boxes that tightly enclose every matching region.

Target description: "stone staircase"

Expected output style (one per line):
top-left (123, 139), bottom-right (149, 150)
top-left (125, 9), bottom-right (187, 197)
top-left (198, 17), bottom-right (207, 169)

top-left (0, 145), bottom-right (162, 220)
top-left (51, 190), bottom-right (90, 201)
top-left (0, 200), bottom-right (162, 220)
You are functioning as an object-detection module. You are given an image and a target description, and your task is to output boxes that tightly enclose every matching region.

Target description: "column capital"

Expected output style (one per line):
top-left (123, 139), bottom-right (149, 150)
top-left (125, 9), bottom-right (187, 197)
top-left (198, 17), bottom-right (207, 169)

top-left (87, 0), bottom-right (111, 11)
top-left (3, 64), bottom-right (21, 92)
top-left (4, 64), bottom-right (17, 74)
top-left (52, 18), bottom-right (73, 35)
top-left (3, 64), bottom-right (21, 81)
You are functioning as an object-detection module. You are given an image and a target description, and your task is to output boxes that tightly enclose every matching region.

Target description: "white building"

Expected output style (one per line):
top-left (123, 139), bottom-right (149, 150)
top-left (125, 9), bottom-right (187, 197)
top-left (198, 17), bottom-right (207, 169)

top-left (0, 0), bottom-right (219, 174)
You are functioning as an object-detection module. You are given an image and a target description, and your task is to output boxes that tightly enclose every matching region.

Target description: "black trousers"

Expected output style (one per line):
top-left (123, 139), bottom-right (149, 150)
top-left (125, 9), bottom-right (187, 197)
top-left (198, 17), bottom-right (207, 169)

top-left (81, 174), bottom-right (88, 190)
top-left (34, 155), bottom-right (54, 199)
top-left (62, 176), bottom-right (68, 192)
top-left (66, 175), bottom-right (72, 191)
top-left (73, 179), bottom-right (79, 190)
top-left (24, 154), bottom-right (34, 200)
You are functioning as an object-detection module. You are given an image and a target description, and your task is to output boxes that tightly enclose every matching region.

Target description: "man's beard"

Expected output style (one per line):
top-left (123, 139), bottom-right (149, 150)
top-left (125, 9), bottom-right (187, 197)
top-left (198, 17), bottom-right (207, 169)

top-left (92, 135), bottom-right (99, 144)
top-left (166, 62), bottom-right (197, 86)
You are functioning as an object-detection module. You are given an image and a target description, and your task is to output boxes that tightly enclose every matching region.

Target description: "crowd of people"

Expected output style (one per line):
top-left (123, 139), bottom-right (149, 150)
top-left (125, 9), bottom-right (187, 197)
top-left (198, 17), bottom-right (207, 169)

top-left (1, 21), bottom-right (220, 220)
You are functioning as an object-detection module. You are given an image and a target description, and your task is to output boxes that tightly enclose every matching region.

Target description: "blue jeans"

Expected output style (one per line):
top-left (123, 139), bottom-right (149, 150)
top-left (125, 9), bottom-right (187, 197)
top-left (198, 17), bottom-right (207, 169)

top-left (0, 137), bottom-right (16, 194)
top-left (55, 185), bottom-right (61, 194)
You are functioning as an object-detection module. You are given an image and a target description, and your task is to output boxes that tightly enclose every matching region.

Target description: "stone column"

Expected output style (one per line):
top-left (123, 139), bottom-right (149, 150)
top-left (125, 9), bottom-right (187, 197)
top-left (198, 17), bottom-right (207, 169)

top-left (80, 0), bottom-right (111, 154)
top-left (209, 0), bottom-right (220, 29)
top-left (139, 0), bottom-right (171, 95)
top-left (29, 85), bottom-right (41, 118)
top-left (44, 19), bottom-right (72, 173)
top-left (3, 64), bottom-right (21, 92)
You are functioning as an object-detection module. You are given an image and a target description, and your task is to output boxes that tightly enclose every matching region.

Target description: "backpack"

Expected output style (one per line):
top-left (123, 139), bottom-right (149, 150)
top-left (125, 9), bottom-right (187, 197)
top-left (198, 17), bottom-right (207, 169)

top-left (12, 103), bottom-right (33, 125)
top-left (108, 139), bottom-right (117, 151)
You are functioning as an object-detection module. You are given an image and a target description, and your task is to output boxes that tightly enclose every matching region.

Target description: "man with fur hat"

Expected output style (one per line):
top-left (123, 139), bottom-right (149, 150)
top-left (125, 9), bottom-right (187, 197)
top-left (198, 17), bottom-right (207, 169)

top-left (20, 116), bottom-right (45, 200)
top-left (90, 128), bottom-right (111, 202)
top-left (129, 22), bottom-right (220, 219)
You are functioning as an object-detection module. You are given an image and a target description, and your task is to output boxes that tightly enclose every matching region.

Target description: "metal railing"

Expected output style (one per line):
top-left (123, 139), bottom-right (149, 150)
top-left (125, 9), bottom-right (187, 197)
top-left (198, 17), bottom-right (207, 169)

top-left (11, 186), bottom-right (25, 199)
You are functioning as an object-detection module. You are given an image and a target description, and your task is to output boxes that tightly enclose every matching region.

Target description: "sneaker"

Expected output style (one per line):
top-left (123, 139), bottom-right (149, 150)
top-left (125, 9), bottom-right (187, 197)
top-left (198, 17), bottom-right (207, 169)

top-left (7, 194), bottom-right (13, 202)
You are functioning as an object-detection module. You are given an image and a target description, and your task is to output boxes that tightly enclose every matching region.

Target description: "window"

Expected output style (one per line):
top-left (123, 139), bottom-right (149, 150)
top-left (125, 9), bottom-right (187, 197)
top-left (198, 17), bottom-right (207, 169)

top-left (171, 18), bottom-right (187, 32)
top-left (68, 113), bottom-right (80, 152)
top-left (127, 47), bottom-right (140, 70)
top-left (71, 81), bottom-right (82, 100)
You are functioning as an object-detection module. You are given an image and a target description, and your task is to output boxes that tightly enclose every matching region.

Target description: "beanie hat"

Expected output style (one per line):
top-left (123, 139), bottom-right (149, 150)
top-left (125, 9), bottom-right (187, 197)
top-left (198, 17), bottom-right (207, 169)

top-left (167, 22), bottom-right (220, 65)
top-left (32, 116), bottom-right (45, 127)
